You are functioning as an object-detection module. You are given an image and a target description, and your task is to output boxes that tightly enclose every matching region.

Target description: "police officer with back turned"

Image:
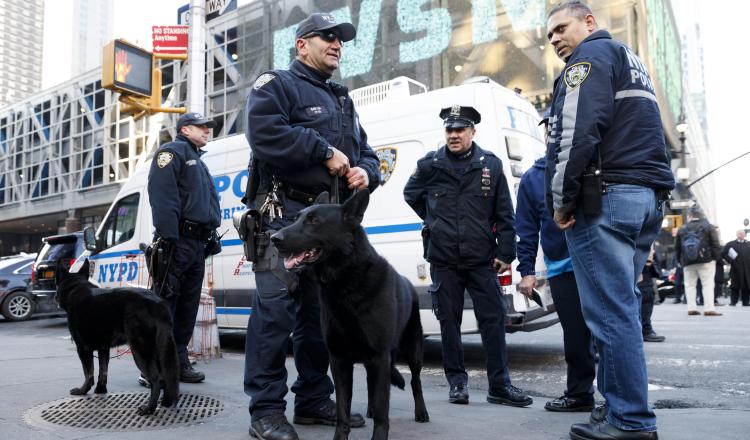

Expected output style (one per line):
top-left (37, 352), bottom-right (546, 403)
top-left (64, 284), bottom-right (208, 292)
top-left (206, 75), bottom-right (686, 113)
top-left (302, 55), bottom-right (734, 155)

top-left (403, 105), bottom-right (532, 409)
top-left (147, 112), bottom-right (222, 384)
top-left (242, 12), bottom-right (380, 440)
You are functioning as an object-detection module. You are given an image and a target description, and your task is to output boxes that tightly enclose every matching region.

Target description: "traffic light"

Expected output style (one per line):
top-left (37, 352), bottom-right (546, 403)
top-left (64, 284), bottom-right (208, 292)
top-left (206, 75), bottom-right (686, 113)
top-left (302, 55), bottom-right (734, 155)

top-left (101, 39), bottom-right (186, 119)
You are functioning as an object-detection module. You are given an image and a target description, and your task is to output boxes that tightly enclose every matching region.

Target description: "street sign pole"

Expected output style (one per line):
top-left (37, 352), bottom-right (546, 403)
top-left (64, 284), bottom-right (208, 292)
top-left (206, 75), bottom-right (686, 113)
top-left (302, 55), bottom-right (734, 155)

top-left (188, 0), bottom-right (206, 115)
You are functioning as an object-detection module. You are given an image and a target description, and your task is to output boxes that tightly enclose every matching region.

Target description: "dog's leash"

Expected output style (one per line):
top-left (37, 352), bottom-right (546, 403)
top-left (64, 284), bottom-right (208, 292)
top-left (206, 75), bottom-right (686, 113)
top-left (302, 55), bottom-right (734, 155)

top-left (331, 175), bottom-right (339, 204)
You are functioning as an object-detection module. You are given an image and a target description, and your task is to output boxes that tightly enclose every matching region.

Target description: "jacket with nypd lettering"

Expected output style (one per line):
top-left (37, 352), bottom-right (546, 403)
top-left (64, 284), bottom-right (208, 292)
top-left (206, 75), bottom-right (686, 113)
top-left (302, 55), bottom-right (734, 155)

top-left (403, 144), bottom-right (516, 268)
top-left (244, 60), bottom-right (380, 196)
top-left (545, 30), bottom-right (675, 216)
top-left (147, 134), bottom-right (221, 242)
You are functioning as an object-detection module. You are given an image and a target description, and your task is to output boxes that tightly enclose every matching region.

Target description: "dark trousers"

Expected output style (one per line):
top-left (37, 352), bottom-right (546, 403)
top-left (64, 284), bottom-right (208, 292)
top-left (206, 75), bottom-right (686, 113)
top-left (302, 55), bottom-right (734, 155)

top-left (164, 237), bottom-right (206, 369)
top-left (243, 245), bottom-right (334, 422)
top-left (548, 271), bottom-right (595, 398)
top-left (638, 281), bottom-right (655, 335)
top-left (730, 286), bottom-right (750, 306)
top-left (429, 264), bottom-right (511, 389)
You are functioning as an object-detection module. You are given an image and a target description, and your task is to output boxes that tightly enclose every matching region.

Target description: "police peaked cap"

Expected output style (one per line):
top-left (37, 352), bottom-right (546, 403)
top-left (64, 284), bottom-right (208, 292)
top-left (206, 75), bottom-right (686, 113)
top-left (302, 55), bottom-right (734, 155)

top-left (440, 105), bottom-right (481, 128)
top-left (295, 13), bottom-right (357, 42)
top-left (177, 112), bottom-right (217, 131)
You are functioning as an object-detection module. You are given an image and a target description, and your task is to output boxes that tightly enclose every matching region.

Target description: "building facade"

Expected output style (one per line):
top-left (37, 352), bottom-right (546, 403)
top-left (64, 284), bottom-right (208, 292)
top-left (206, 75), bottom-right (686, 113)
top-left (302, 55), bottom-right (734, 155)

top-left (71, 0), bottom-right (114, 77)
top-left (0, 0), bottom-right (44, 107)
top-left (0, 0), bottom-right (704, 255)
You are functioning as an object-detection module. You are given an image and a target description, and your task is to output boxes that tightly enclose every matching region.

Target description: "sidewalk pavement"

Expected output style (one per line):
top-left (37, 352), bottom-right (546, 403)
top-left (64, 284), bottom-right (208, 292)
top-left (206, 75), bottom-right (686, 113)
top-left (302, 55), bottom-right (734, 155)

top-left (0, 319), bottom-right (747, 440)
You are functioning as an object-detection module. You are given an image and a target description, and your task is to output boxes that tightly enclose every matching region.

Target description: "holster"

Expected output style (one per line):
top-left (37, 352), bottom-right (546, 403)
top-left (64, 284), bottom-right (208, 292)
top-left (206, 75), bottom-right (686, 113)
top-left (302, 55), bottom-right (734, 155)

top-left (232, 209), bottom-right (262, 262)
top-left (146, 238), bottom-right (174, 298)
top-left (205, 229), bottom-right (222, 257)
top-left (580, 167), bottom-right (603, 216)
top-left (421, 224), bottom-right (430, 259)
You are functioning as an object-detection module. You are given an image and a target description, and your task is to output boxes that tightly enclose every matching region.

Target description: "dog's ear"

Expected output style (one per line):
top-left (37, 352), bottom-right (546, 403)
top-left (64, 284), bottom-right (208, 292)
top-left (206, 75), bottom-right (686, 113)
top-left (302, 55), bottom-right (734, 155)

top-left (314, 191), bottom-right (330, 205)
top-left (54, 258), bottom-right (69, 285)
top-left (78, 259), bottom-right (90, 279)
top-left (342, 189), bottom-right (370, 226)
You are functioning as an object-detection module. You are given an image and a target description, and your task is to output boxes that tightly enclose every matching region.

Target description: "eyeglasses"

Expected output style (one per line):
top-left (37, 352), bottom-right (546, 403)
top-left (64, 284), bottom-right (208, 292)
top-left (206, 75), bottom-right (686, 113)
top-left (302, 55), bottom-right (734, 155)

top-left (302, 31), bottom-right (340, 43)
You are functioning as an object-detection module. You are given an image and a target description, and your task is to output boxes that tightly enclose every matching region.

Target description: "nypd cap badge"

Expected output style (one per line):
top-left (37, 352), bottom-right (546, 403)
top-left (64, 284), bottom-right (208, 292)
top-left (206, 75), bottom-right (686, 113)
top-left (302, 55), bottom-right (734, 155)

top-left (564, 62), bottom-right (591, 89)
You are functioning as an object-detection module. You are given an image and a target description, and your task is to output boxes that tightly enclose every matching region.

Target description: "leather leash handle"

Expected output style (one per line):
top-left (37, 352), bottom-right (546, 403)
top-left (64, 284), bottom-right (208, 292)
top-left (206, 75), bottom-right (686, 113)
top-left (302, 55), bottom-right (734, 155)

top-left (331, 175), bottom-right (339, 204)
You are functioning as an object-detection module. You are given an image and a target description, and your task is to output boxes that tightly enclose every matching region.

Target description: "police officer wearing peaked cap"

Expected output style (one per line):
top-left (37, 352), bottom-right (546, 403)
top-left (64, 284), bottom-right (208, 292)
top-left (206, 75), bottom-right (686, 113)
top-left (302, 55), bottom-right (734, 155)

top-left (404, 105), bottom-right (533, 408)
top-left (146, 111), bottom-right (221, 384)
top-left (243, 11), bottom-right (379, 440)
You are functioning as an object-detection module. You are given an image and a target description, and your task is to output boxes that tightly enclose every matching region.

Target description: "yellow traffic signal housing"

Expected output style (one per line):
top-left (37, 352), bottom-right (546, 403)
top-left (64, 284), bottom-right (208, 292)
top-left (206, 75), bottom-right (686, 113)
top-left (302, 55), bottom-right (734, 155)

top-left (102, 39), bottom-right (187, 120)
top-left (102, 39), bottom-right (153, 98)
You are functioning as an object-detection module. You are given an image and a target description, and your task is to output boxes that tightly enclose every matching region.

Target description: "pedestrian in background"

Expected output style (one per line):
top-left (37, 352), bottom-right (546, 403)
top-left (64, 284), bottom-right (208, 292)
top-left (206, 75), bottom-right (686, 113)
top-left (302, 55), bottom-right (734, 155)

top-left (545, 1), bottom-right (674, 438)
top-left (722, 230), bottom-right (750, 306)
top-left (146, 112), bottom-right (222, 385)
top-left (243, 12), bottom-right (380, 440)
top-left (404, 105), bottom-right (532, 409)
top-left (675, 208), bottom-right (722, 316)
top-left (515, 114), bottom-right (595, 412)
top-left (639, 248), bottom-right (665, 342)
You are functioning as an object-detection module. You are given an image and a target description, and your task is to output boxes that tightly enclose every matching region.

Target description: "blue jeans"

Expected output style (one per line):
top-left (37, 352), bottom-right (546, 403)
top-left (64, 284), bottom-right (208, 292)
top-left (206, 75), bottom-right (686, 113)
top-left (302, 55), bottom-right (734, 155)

top-left (565, 184), bottom-right (662, 432)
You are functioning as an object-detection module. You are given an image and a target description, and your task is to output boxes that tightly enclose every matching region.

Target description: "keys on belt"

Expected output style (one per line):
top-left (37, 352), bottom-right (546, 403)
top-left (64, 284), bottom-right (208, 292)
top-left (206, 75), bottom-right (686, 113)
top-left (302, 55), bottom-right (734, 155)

top-left (260, 179), bottom-right (283, 221)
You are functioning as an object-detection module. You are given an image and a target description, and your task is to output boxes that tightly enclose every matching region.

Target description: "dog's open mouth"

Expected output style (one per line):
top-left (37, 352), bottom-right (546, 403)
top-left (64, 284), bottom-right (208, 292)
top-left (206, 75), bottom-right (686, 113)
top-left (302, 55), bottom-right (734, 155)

top-left (284, 248), bottom-right (322, 270)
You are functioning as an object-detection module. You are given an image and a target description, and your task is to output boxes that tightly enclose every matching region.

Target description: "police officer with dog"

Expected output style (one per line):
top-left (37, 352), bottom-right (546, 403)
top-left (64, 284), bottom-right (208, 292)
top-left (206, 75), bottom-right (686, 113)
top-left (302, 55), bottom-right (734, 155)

top-left (241, 12), bottom-right (380, 440)
top-left (147, 112), bottom-right (222, 384)
top-left (403, 105), bottom-right (532, 409)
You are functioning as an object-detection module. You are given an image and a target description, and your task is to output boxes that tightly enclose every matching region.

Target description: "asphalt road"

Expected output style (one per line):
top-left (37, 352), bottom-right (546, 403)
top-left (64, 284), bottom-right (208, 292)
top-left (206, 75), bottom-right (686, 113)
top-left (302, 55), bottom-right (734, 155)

top-left (1, 298), bottom-right (748, 439)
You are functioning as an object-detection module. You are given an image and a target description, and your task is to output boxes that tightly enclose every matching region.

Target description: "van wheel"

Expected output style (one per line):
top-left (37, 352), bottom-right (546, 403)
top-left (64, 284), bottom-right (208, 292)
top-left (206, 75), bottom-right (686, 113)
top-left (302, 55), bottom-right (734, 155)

top-left (1, 291), bottom-right (34, 321)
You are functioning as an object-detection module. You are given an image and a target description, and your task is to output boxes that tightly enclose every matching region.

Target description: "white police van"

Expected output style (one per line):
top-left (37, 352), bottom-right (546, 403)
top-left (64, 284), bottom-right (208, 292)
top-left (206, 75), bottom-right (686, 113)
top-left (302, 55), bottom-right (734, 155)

top-left (85, 76), bottom-right (558, 336)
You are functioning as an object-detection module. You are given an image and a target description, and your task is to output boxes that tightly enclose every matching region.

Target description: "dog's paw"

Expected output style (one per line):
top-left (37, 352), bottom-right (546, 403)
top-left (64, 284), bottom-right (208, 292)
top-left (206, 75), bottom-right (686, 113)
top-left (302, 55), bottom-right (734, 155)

top-left (414, 409), bottom-right (430, 423)
top-left (136, 404), bottom-right (155, 416)
top-left (70, 387), bottom-right (88, 395)
top-left (94, 385), bottom-right (107, 394)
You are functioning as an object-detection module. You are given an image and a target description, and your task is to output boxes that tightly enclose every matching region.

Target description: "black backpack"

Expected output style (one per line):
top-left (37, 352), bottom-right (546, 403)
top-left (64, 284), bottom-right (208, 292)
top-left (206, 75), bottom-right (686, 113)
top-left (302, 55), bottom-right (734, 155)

top-left (681, 223), bottom-right (712, 265)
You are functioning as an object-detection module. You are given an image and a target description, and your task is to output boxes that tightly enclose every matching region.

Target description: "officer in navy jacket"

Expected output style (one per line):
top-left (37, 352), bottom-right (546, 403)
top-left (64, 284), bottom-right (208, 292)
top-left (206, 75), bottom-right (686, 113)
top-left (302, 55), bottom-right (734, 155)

top-left (544, 2), bottom-right (674, 439)
top-left (147, 112), bottom-right (221, 384)
top-left (404, 105), bottom-right (532, 408)
top-left (515, 153), bottom-right (595, 413)
top-left (243, 12), bottom-right (378, 440)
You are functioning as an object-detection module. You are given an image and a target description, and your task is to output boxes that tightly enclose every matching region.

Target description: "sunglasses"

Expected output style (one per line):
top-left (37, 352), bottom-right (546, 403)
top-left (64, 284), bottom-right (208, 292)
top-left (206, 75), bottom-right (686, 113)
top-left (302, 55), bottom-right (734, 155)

top-left (302, 31), bottom-right (340, 43)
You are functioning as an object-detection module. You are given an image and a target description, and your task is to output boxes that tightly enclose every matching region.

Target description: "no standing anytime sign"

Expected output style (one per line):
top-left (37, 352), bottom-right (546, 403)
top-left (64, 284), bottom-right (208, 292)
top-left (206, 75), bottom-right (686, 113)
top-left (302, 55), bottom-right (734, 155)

top-left (152, 25), bottom-right (189, 55)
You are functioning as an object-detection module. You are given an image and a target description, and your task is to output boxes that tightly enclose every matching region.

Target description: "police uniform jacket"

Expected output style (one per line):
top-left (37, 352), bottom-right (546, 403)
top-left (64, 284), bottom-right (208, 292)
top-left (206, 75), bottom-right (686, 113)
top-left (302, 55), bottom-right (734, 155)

top-left (545, 30), bottom-right (675, 216)
top-left (403, 143), bottom-right (516, 268)
top-left (147, 134), bottom-right (221, 242)
top-left (245, 60), bottom-right (380, 196)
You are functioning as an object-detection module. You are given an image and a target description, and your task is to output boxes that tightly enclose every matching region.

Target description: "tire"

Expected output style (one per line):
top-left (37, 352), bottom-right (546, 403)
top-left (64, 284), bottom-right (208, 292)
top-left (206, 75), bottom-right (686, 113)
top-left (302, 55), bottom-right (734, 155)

top-left (1, 291), bottom-right (34, 322)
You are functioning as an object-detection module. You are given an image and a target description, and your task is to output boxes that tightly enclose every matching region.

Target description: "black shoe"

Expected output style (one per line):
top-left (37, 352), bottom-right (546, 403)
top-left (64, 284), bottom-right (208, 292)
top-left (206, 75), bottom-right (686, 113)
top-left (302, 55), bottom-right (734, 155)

top-left (570, 420), bottom-right (658, 439)
top-left (180, 366), bottom-right (205, 383)
top-left (590, 404), bottom-right (607, 424)
top-left (544, 395), bottom-right (594, 412)
top-left (448, 383), bottom-right (469, 404)
top-left (250, 414), bottom-right (299, 440)
top-left (642, 332), bottom-right (666, 343)
top-left (138, 374), bottom-right (150, 388)
top-left (672, 298), bottom-right (682, 304)
top-left (487, 384), bottom-right (533, 407)
top-left (293, 399), bottom-right (365, 428)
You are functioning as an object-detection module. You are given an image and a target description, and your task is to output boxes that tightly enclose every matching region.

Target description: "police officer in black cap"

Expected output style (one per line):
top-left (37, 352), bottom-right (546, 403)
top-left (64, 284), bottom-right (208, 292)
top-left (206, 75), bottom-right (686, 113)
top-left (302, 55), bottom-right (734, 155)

top-left (243, 11), bottom-right (380, 440)
top-left (404, 105), bottom-right (532, 408)
top-left (146, 112), bottom-right (221, 384)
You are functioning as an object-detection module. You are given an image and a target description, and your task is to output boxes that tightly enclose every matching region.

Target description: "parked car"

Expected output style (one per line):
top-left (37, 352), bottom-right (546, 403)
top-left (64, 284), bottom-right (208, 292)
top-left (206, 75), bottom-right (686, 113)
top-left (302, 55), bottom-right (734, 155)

top-left (29, 232), bottom-right (85, 317)
top-left (0, 254), bottom-right (36, 321)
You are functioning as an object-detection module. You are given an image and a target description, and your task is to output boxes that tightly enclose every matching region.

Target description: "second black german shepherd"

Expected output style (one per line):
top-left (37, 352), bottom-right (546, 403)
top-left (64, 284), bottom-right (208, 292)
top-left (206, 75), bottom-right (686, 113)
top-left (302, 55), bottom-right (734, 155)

top-left (272, 189), bottom-right (429, 440)
top-left (55, 259), bottom-right (179, 415)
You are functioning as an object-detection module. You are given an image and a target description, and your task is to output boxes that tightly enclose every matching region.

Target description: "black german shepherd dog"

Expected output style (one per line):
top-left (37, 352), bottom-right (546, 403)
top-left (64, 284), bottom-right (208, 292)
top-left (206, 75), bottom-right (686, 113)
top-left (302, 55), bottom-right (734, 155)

top-left (55, 259), bottom-right (179, 415)
top-left (272, 189), bottom-right (429, 440)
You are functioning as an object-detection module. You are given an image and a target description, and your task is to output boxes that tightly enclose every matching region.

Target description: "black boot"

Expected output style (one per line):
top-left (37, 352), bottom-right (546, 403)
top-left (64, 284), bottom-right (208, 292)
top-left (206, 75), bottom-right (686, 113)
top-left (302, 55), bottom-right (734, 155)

top-left (448, 383), bottom-right (469, 404)
top-left (293, 399), bottom-right (365, 428)
top-left (249, 414), bottom-right (299, 440)
top-left (487, 384), bottom-right (533, 407)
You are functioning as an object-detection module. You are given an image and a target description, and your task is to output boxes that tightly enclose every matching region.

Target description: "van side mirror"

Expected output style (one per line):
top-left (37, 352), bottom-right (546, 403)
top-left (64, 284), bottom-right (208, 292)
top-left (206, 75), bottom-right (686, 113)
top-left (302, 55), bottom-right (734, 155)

top-left (83, 227), bottom-right (98, 252)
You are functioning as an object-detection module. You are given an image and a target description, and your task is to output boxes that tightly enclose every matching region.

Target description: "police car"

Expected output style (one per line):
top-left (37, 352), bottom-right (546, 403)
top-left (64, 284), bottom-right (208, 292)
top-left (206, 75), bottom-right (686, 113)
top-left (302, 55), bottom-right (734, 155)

top-left (84, 76), bottom-right (558, 335)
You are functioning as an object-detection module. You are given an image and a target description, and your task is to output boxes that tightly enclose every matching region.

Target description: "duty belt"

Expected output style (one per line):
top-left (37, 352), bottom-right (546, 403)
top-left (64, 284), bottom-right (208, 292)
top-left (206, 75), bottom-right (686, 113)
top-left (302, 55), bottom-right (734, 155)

top-left (179, 220), bottom-right (212, 241)
top-left (283, 181), bottom-right (348, 206)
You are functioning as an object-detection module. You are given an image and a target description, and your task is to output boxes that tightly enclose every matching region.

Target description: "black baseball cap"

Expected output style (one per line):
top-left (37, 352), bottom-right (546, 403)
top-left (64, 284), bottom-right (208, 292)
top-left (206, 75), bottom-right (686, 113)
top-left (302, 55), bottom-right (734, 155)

top-left (295, 13), bottom-right (356, 42)
top-left (177, 112), bottom-right (217, 131)
top-left (439, 105), bottom-right (481, 129)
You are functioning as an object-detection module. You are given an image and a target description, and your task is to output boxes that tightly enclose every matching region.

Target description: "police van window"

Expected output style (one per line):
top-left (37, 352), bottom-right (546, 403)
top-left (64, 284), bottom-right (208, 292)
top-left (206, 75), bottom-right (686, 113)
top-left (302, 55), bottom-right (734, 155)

top-left (99, 193), bottom-right (139, 249)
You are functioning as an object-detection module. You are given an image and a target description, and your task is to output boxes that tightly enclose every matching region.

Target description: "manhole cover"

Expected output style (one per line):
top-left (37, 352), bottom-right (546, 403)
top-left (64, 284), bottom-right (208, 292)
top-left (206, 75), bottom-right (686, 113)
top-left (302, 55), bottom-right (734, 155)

top-left (25, 392), bottom-right (224, 431)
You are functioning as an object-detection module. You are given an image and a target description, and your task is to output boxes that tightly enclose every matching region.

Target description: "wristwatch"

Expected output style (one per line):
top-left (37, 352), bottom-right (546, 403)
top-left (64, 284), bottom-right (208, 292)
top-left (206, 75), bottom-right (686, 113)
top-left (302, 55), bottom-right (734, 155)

top-left (325, 147), bottom-right (334, 160)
